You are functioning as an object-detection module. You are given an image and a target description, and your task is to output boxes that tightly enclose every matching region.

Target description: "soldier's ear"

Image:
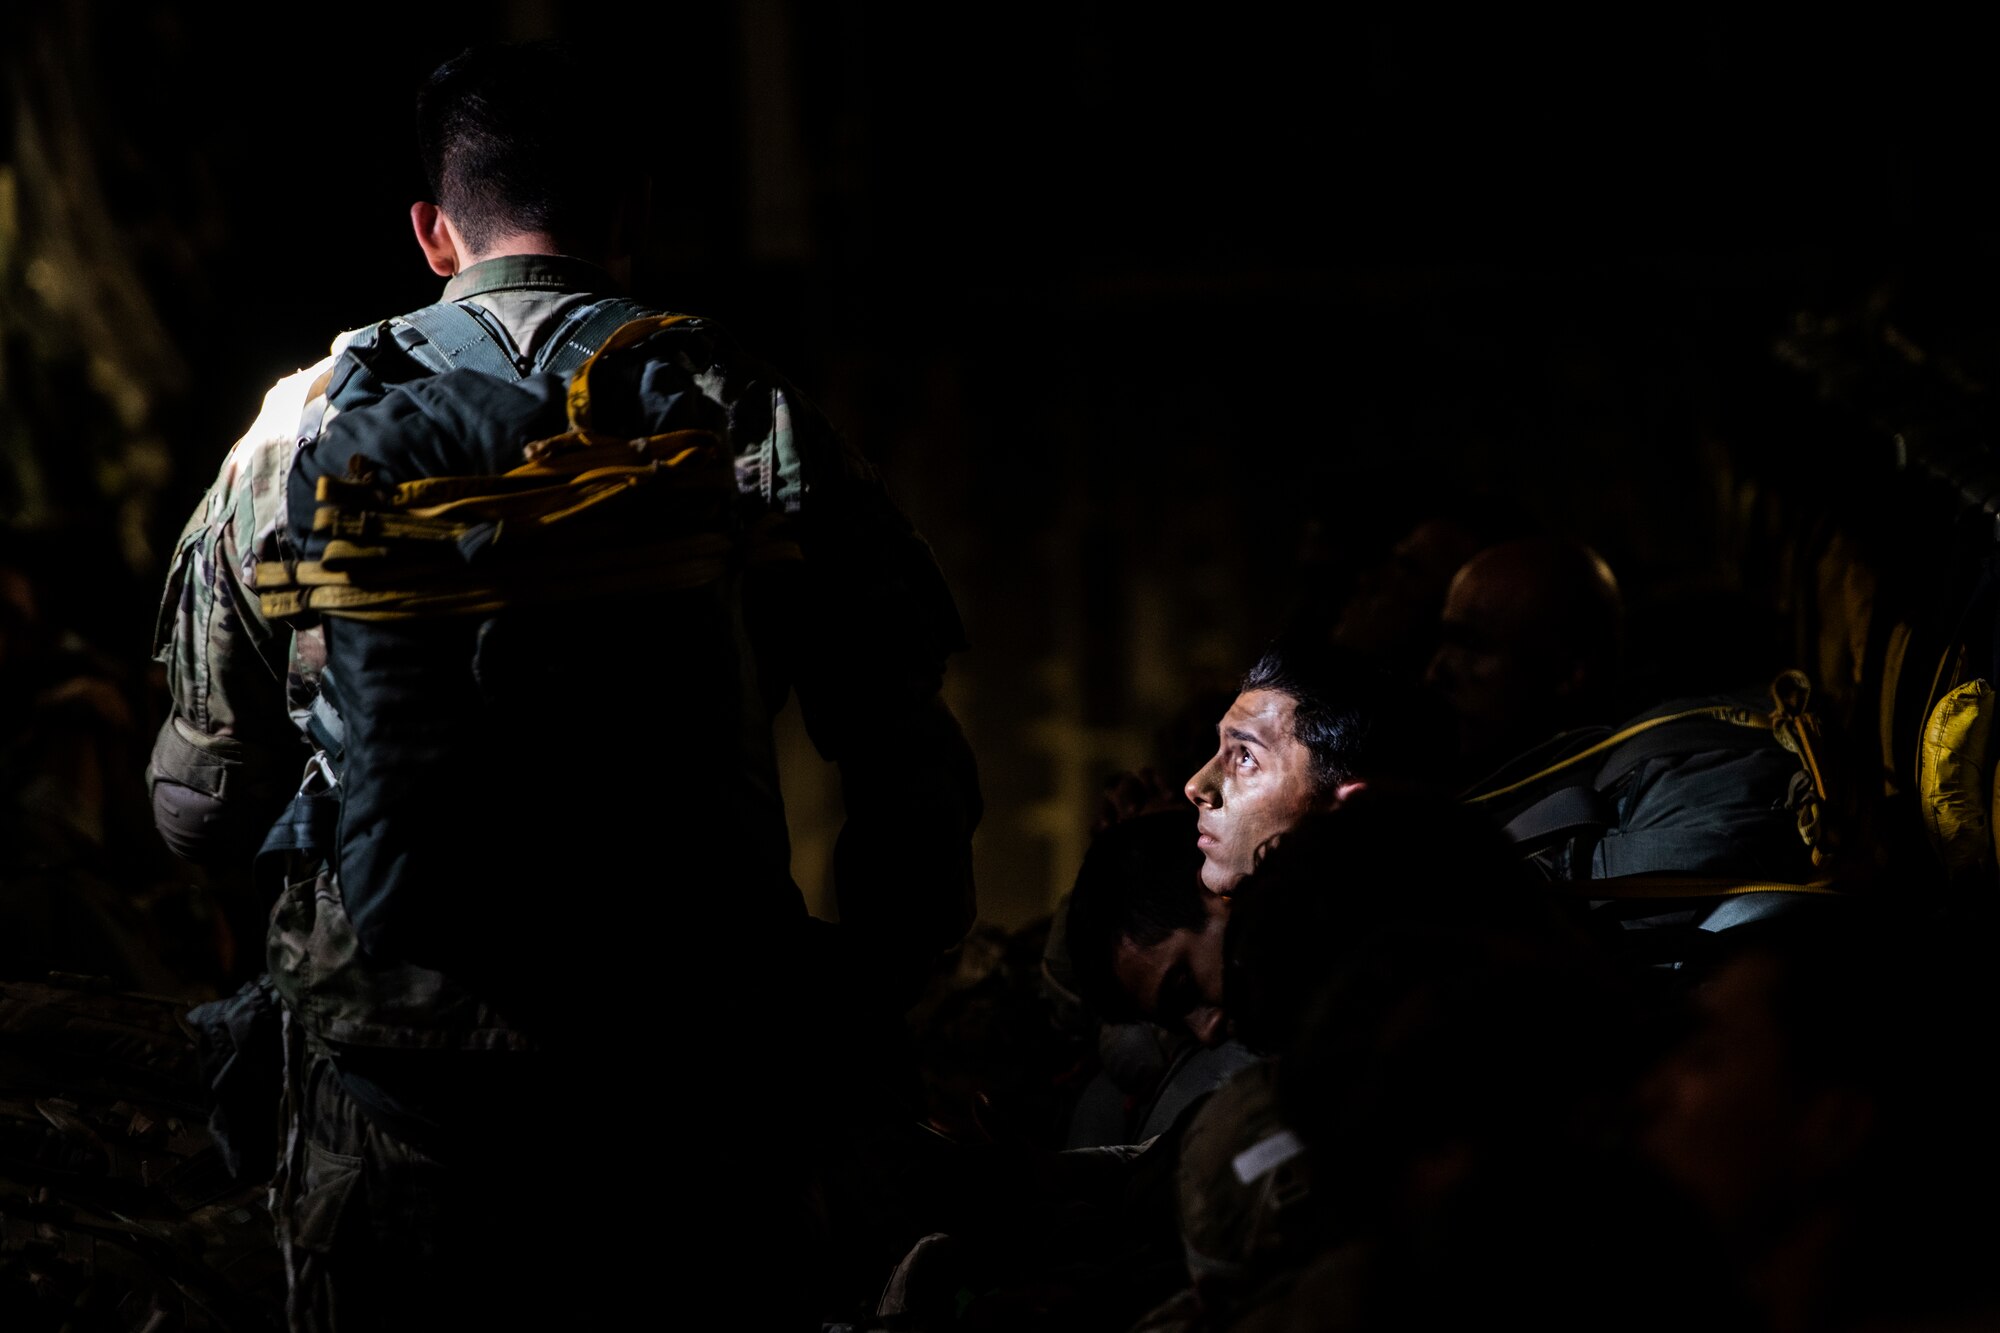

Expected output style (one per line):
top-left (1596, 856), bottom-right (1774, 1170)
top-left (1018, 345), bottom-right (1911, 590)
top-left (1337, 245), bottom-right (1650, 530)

top-left (410, 202), bottom-right (459, 277)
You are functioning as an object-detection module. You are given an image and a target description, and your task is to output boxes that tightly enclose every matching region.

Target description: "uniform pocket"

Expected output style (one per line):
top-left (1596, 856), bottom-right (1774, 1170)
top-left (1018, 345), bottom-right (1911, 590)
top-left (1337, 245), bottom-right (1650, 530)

top-left (151, 518), bottom-right (209, 662)
top-left (289, 1140), bottom-right (363, 1256)
top-left (147, 715), bottom-right (245, 796)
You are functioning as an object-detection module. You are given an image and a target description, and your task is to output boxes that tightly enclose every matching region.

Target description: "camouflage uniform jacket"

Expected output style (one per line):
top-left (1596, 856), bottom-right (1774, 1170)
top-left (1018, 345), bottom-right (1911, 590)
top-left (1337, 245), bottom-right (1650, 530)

top-left (149, 257), bottom-right (680, 830)
top-left (149, 253), bottom-right (976, 1049)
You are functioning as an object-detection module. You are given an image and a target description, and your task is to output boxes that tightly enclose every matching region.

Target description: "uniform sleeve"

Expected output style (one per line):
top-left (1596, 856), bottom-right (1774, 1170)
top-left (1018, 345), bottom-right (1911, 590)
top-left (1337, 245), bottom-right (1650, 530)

top-left (748, 377), bottom-right (982, 989)
top-left (147, 360), bottom-right (332, 867)
top-left (673, 322), bottom-right (981, 992)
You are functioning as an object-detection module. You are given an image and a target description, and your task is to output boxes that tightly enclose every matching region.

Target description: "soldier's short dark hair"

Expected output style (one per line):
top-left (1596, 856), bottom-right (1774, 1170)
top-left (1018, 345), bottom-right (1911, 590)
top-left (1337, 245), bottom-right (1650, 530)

top-left (1064, 809), bottom-right (1208, 1022)
top-left (415, 41), bottom-right (625, 257)
top-left (1239, 641), bottom-right (1444, 797)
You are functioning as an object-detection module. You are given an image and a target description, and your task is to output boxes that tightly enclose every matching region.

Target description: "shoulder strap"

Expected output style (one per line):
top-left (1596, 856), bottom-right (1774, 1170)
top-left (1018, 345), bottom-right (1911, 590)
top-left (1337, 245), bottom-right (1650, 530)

top-left (1501, 784), bottom-right (1616, 850)
top-left (534, 297), bottom-right (661, 379)
top-left (1590, 714), bottom-right (1782, 789)
top-left (395, 301), bottom-right (525, 380)
top-left (390, 296), bottom-right (663, 382)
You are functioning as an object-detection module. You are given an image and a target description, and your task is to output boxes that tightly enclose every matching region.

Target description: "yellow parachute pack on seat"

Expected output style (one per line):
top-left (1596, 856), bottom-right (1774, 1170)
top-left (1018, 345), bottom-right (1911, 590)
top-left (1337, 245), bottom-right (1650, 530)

top-left (1917, 678), bottom-right (1996, 881)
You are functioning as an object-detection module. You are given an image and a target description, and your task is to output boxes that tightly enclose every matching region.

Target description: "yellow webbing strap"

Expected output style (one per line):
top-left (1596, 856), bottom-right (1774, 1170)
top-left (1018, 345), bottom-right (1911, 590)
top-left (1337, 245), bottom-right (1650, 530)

top-left (257, 532), bottom-right (743, 621)
top-left (565, 314), bottom-right (696, 433)
top-left (257, 317), bottom-right (806, 623)
top-left (1572, 875), bottom-right (1842, 900)
top-left (258, 503), bottom-right (804, 620)
top-left (311, 467), bottom-right (664, 547)
top-left (311, 427), bottom-right (720, 516)
top-left (1767, 669), bottom-right (1829, 801)
top-left (1466, 705), bottom-right (1775, 805)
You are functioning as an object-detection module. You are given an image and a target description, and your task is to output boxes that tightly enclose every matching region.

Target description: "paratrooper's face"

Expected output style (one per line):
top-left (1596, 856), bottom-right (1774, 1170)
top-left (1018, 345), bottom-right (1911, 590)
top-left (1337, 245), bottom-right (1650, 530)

top-left (1184, 689), bottom-right (1322, 896)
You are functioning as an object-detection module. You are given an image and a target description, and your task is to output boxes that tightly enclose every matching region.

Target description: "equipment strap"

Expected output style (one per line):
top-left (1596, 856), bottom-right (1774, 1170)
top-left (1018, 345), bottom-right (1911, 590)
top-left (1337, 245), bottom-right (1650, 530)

top-left (311, 469), bottom-right (666, 545)
top-left (256, 531), bottom-right (749, 621)
top-left (396, 302), bottom-right (523, 380)
top-left (535, 298), bottom-right (660, 379)
top-left (1501, 784), bottom-right (1616, 849)
top-left (306, 691), bottom-right (346, 764)
top-left (254, 787), bottom-right (340, 898)
top-left (393, 297), bottom-right (668, 382)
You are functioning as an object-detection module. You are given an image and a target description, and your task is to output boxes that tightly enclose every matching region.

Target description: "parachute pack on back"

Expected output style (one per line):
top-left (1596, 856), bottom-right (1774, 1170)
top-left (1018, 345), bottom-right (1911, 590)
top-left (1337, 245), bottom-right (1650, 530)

top-left (257, 299), bottom-right (799, 1007)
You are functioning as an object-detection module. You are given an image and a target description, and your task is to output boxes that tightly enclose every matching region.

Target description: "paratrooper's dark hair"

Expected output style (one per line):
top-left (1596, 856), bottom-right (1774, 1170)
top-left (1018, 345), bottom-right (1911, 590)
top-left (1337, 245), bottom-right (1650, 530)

top-left (415, 41), bottom-right (625, 258)
top-left (1239, 640), bottom-right (1445, 797)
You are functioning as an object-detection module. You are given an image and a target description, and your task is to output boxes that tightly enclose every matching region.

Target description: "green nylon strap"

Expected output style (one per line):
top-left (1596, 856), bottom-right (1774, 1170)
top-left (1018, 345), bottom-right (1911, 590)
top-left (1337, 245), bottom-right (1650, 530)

top-left (536, 298), bottom-right (660, 379)
top-left (387, 295), bottom-right (668, 389)
top-left (396, 302), bottom-right (524, 380)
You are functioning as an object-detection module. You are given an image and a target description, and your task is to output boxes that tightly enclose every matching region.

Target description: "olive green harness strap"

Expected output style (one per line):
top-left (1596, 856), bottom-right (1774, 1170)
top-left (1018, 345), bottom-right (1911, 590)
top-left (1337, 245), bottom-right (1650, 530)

top-left (537, 298), bottom-right (657, 378)
top-left (394, 296), bottom-right (660, 381)
top-left (398, 302), bottom-right (524, 379)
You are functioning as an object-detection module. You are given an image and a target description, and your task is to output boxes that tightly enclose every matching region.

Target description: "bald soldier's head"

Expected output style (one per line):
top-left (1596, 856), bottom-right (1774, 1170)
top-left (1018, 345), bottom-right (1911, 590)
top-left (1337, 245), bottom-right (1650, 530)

top-left (1425, 538), bottom-right (1622, 768)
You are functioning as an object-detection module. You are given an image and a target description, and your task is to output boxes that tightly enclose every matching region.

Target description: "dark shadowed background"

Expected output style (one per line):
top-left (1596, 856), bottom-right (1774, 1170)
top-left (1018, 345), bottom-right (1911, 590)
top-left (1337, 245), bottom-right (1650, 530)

top-left (6, 3), bottom-right (1996, 927)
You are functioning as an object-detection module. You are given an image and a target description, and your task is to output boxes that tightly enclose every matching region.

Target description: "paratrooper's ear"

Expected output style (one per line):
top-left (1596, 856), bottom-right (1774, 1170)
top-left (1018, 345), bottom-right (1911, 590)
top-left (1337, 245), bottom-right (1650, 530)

top-left (410, 202), bottom-right (459, 277)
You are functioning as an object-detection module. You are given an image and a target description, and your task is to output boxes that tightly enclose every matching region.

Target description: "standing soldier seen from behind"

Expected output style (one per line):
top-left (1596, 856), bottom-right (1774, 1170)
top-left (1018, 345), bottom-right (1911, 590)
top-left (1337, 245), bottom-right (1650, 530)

top-left (147, 41), bottom-right (980, 1332)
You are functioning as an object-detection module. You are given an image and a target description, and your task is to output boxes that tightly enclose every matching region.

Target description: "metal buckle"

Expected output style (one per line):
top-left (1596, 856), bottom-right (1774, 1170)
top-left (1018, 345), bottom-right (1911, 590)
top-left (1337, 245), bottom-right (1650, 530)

top-left (300, 749), bottom-right (339, 795)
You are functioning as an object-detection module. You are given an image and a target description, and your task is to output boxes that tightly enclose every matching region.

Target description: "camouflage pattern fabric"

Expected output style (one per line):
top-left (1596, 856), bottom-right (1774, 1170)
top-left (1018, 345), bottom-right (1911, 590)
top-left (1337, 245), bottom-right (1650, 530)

top-left (148, 349), bottom-right (335, 822)
top-left (268, 1029), bottom-right (573, 1333)
top-left (1174, 1060), bottom-right (1310, 1291)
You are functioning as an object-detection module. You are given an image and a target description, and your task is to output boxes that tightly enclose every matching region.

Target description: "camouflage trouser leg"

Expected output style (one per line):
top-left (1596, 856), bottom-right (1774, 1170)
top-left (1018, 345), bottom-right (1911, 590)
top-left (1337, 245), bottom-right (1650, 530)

top-left (271, 1012), bottom-right (427, 1333)
top-left (270, 1016), bottom-right (553, 1333)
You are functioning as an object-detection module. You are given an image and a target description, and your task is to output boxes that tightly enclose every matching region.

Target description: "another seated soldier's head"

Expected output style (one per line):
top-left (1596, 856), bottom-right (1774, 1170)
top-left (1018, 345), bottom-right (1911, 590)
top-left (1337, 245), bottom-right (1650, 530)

top-left (1185, 642), bottom-right (1444, 896)
top-left (1065, 808), bottom-right (1229, 1046)
top-left (1327, 512), bottom-right (1490, 676)
top-left (1222, 787), bottom-right (1547, 1056)
top-left (1425, 536), bottom-right (1623, 771)
top-left (1236, 801), bottom-right (1717, 1332)
top-left (1641, 913), bottom-right (2000, 1329)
